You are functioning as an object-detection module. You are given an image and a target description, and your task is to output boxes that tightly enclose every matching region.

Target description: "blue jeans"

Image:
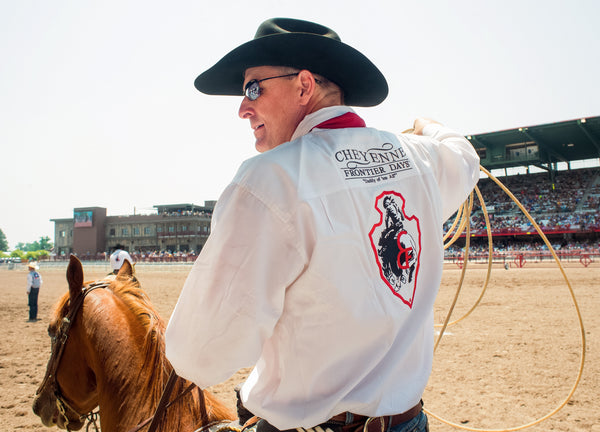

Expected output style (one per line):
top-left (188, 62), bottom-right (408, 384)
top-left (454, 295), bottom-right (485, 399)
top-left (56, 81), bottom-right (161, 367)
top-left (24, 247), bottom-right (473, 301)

top-left (388, 412), bottom-right (428, 432)
top-left (28, 288), bottom-right (39, 320)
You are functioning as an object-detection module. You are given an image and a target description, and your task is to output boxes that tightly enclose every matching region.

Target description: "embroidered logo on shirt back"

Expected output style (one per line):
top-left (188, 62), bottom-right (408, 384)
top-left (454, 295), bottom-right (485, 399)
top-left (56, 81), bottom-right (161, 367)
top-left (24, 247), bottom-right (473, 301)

top-left (334, 142), bottom-right (413, 184)
top-left (369, 191), bottom-right (421, 308)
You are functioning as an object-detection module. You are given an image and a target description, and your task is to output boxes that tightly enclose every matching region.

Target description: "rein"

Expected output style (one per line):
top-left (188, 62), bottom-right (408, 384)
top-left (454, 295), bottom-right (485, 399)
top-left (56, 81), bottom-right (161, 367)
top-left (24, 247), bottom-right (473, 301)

top-left (36, 280), bottom-right (111, 431)
top-left (127, 370), bottom-right (209, 432)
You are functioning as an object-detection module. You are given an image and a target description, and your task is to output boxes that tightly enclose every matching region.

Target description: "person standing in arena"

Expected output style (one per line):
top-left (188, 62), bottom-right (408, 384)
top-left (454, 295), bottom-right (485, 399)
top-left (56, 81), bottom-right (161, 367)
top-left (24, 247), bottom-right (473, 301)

top-left (109, 244), bottom-right (133, 274)
top-left (166, 17), bottom-right (480, 432)
top-left (26, 262), bottom-right (42, 321)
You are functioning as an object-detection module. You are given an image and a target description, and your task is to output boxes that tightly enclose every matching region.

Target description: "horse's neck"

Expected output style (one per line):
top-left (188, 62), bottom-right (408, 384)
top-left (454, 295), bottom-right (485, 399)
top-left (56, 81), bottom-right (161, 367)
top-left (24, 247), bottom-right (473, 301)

top-left (96, 355), bottom-right (228, 431)
top-left (86, 300), bottom-right (231, 432)
top-left (84, 300), bottom-right (170, 431)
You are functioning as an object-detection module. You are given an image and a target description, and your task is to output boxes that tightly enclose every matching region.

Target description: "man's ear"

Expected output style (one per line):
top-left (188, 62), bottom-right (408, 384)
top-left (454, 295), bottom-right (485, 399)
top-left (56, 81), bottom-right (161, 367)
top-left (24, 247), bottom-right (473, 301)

top-left (297, 70), bottom-right (316, 104)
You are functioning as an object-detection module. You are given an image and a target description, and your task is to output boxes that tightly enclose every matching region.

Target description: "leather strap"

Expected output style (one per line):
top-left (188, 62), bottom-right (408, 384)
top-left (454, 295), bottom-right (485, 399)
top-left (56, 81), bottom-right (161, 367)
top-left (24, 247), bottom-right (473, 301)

top-left (128, 371), bottom-right (203, 432)
top-left (147, 371), bottom-right (179, 432)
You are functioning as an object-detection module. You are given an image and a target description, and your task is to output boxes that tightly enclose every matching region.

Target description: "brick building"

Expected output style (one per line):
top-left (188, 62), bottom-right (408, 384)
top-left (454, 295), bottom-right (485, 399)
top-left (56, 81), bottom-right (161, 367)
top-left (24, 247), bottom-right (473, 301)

top-left (51, 202), bottom-right (215, 257)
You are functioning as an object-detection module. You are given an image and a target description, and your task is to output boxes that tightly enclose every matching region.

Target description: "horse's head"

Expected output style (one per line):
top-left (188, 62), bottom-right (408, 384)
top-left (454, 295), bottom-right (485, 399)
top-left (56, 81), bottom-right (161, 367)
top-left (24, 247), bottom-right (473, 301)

top-left (33, 255), bottom-right (234, 431)
top-left (32, 255), bottom-right (137, 430)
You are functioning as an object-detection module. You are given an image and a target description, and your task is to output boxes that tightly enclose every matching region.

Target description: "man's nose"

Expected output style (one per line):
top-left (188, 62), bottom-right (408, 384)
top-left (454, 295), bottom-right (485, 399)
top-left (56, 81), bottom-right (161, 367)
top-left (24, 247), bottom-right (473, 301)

top-left (238, 97), bottom-right (252, 119)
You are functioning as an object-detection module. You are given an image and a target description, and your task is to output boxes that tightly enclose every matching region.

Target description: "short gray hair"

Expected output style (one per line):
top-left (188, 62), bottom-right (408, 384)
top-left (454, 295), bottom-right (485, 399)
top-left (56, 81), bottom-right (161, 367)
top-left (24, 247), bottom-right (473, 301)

top-left (279, 67), bottom-right (344, 104)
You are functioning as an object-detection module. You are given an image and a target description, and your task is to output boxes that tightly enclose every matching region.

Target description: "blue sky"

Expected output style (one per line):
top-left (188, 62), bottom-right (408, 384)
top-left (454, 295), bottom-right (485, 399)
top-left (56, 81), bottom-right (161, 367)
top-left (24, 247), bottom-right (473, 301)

top-left (1, 0), bottom-right (599, 249)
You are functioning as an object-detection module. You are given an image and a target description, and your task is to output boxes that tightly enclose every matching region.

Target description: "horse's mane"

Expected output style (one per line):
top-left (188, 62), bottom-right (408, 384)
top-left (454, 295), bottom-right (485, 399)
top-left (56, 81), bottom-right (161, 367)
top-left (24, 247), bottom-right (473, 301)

top-left (111, 274), bottom-right (168, 388)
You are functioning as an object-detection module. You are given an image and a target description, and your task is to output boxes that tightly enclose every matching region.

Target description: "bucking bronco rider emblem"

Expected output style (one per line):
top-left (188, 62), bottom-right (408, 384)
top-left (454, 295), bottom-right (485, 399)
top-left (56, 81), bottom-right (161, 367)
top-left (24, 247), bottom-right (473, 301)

top-left (368, 191), bottom-right (421, 308)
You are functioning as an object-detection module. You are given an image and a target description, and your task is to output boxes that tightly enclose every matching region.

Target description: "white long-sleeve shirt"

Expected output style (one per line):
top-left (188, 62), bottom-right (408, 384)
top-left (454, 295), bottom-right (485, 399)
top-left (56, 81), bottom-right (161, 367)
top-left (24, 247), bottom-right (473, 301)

top-left (26, 270), bottom-right (42, 293)
top-left (166, 106), bottom-right (480, 429)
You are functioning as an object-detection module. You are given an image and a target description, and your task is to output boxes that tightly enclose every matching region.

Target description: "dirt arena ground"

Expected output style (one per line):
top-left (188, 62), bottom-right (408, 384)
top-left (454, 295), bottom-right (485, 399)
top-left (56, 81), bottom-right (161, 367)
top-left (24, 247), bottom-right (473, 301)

top-left (0, 261), bottom-right (597, 431)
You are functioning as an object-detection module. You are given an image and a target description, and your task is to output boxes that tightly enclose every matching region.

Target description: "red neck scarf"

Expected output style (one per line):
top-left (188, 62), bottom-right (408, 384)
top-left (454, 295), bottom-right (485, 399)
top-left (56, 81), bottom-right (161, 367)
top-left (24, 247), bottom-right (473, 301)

top-left (313, 112), bottom-right (366, 130)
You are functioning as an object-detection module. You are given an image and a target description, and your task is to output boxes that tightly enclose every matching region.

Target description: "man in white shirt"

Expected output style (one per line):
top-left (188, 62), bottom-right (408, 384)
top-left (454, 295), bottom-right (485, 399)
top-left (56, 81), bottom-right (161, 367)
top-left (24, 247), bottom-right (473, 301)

top-left (166, 18), bottom-right (480, 432)
top-left (26, 262), bottom-right (42, 321)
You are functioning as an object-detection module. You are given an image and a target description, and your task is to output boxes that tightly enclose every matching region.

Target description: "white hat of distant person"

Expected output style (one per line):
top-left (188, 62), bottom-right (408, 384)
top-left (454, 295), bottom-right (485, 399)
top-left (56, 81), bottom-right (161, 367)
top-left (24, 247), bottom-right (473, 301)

top-left (27, 262), bottom-right (40, 270)
top-left (110, 245), bottom-right (133, 272)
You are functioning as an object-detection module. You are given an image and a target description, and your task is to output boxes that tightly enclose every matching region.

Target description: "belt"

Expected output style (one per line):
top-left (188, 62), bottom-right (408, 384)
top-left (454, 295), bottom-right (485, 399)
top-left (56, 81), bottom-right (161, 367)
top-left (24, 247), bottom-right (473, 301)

top-left (251, 402), bottom-right (423, 432)
top-left (328, 402), bottom-right (423, 432)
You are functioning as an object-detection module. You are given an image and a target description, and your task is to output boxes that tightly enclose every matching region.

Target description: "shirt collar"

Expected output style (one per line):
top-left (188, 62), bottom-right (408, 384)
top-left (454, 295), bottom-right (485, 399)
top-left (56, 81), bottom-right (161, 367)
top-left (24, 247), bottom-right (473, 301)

top-left (290, 106), bottom-right (357, 142)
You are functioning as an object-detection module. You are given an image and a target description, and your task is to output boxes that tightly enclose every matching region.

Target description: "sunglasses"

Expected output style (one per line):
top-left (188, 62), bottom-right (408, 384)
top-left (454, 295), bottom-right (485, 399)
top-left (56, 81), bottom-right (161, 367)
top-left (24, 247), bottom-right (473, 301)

top-left (243, 73), bottom-right (299, 101)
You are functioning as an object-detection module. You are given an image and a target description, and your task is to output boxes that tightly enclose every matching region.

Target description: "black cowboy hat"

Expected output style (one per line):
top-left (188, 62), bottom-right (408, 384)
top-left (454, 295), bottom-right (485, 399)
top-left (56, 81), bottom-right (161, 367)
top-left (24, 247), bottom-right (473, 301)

top-left (194, 18), bottom-right (388, 107)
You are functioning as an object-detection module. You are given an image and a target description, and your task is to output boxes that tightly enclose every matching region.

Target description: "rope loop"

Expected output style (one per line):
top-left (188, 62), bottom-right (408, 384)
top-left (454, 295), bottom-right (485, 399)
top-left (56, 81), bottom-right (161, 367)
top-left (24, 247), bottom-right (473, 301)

top-left (428, 165), bottom-right (586, 431)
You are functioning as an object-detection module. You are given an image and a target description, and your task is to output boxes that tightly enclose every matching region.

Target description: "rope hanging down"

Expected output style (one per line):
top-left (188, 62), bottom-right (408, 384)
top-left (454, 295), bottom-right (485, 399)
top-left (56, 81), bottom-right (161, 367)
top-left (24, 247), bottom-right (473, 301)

top-left (427, 165), bottom-right (586, 431)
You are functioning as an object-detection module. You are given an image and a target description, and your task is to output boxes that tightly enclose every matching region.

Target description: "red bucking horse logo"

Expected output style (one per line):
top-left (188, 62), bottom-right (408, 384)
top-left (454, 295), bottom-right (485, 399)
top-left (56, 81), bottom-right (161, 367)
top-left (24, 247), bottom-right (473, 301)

top-left (369, 191), bottom-right (421, 308)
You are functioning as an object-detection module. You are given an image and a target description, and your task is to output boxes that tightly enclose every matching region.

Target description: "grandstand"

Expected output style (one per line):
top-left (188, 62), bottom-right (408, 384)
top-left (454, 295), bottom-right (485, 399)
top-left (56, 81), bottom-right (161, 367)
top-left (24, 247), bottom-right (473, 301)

top-left (51, 202), bottom-right (215, 259)
top-left (446, 115), bottom-right (600, 265)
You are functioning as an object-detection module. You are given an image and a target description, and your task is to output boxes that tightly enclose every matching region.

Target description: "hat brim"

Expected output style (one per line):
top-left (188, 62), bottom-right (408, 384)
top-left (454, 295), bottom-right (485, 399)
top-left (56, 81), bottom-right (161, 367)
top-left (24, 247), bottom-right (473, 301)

top-left (194, 33), bottom-right (388, 107)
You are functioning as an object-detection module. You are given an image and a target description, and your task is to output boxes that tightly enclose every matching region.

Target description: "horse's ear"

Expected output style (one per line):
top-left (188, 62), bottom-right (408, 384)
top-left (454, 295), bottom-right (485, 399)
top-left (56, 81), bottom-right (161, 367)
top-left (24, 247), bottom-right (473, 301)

top-left (66, 255), bottom-right (84, 301)
top-left (116, 259), bottom-right (134, 279)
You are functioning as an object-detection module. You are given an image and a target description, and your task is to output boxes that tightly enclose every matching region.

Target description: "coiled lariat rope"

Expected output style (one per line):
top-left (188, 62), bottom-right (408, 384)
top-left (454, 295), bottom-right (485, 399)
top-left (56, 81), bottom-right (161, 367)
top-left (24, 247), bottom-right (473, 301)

top-left (427, 164), bottom-right (587, 431)
top-left (437, 185), bottom-right (494, 332)
top-left (434, 191), bottom-right (473, 352)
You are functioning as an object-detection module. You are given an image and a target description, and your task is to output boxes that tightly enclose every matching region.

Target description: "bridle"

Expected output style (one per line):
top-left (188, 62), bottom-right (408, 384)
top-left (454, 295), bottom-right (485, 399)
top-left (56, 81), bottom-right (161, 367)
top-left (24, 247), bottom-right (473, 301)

top-left (36, 281), bottom-right (110, 432)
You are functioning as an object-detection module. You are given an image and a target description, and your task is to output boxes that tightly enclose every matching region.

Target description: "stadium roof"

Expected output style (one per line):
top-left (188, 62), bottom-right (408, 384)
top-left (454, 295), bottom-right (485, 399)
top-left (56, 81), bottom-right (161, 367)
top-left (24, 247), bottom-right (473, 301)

top-left (153, 202), bottom-right (216, 213)
top-left (467, 115), bottom-right (600, 171)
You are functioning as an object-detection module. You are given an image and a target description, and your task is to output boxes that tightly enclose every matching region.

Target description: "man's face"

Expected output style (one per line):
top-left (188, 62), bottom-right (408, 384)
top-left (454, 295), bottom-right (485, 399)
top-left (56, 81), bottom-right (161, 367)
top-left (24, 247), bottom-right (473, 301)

top-left (239, 66), bottom-right (306, 153)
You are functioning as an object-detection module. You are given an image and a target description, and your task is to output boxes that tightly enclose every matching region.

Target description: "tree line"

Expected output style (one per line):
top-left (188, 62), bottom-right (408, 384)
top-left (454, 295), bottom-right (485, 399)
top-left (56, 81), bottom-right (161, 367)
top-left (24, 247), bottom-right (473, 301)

top-left (0, 228), bottom-right (53, 262)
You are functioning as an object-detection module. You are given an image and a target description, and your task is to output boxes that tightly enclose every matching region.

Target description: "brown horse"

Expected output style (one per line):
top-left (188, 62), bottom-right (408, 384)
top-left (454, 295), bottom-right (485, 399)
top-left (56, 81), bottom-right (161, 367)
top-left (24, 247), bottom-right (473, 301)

top-left (33, 255), bottom-right (235, 431)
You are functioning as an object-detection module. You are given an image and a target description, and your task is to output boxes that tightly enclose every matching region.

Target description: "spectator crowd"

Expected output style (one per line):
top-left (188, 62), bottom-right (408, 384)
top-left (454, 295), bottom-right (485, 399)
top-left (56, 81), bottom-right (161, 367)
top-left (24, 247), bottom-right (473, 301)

top-left (444, 167), bottom-right (600, 256)
top-left (445, 167), bottom-right (600, 235)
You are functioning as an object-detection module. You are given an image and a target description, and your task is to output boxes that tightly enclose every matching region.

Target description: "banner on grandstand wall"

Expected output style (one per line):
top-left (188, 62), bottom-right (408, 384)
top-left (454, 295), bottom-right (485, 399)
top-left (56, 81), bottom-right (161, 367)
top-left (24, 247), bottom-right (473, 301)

top-left (74, 210), bottom-right (93, 227)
